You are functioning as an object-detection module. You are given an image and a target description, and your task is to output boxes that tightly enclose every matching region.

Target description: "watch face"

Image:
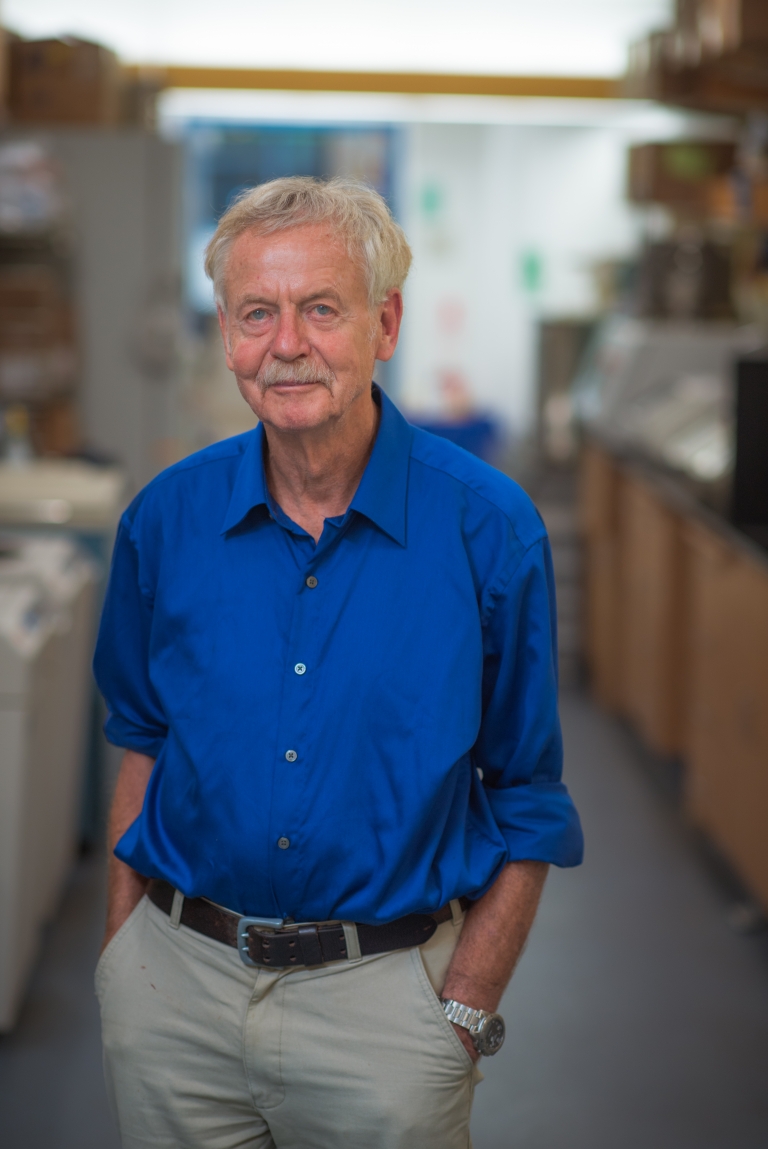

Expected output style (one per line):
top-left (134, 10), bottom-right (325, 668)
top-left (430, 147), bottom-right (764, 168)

top-left (475, 1014), bottom-right (505, 1056)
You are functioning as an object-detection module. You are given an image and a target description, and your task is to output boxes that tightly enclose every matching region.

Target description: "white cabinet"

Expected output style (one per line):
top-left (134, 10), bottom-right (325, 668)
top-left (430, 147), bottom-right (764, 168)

top-left (0, 535), bottom-right (96, 1031)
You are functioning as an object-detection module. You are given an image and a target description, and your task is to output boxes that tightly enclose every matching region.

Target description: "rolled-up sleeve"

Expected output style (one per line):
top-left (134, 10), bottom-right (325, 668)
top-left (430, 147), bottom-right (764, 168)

top-left (93, 515), bottom-right (167, 759)
top-left (476, 535), bottom-right (584, 867)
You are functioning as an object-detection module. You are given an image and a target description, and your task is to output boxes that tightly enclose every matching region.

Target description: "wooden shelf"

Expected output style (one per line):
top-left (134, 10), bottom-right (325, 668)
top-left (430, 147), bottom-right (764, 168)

top-left (122, 64), bottom-right (620, 101)
top-left (624, 31), bottom-right (768, 115)
top-left (581, 437), bottom-right (768, 911)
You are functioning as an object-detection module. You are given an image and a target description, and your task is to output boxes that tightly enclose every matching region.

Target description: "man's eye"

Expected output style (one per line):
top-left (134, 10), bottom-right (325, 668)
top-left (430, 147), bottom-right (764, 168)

top-left (247, 308), bottom-right (268, 321)
top-left (314, 304), bottom-right (333, 316)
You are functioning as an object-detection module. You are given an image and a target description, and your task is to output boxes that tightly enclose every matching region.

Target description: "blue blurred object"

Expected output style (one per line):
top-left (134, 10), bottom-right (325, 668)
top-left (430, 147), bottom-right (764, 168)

top-left (414, 415), bottom-right (500, 464)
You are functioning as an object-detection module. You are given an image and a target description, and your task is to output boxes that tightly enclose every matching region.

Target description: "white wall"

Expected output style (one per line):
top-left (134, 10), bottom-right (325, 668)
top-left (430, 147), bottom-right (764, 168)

top-left (397, 122), bottom-right (644, 434)
top-left (157, 87), bottom-right (731, 438)
top-left (158, 89), bottom-right (734, 441)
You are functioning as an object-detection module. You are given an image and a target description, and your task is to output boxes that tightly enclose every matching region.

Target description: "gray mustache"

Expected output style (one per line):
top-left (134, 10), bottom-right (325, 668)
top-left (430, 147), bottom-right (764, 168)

top-left (256, 360), bottom-right (335, 389)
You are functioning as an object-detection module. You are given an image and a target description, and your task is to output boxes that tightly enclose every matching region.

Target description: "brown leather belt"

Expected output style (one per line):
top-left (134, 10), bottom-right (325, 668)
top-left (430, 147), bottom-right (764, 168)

top-left (148, 879), bottom-right (470, 969)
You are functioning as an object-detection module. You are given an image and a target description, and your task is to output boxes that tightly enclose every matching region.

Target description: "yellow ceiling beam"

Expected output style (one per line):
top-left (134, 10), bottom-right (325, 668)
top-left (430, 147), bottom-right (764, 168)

top-left (125, 65), bottom-right (620, 100)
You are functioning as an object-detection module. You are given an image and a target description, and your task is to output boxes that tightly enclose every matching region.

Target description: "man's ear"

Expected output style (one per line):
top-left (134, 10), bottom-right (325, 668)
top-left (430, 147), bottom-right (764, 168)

top-left (217, 305), bottom-right (235, 371)
top-left (374, 290), bottom-right (404, 363)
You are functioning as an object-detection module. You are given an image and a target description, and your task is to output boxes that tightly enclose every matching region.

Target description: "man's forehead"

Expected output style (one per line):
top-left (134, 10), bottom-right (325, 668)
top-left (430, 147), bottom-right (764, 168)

top-left (226, 224), bottom-right (363, 299)
top-left (230, 223), bottom-right (348, 265)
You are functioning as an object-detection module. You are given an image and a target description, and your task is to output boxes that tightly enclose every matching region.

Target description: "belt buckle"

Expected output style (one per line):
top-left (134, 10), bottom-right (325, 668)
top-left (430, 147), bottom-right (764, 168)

top-left (237, 915), bottom-right (285, 967)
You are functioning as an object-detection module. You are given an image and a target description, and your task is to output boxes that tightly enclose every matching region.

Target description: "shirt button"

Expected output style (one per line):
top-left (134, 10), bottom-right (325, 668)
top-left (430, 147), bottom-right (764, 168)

top-left (285, 749), bottom-right (298, 762)
top-left (294, 663), bottom-right (306, 675)
top-left (306, 575), bottom-right (318, 588)
top-left (277, 837), bottom-right (291, 850)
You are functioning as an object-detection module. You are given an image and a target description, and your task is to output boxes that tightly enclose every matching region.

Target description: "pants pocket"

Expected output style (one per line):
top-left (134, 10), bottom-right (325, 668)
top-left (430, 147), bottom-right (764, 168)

top-left (409, 946), bottom-right (475, 1071)
top-left (95, 894), bottom-right (147, 999)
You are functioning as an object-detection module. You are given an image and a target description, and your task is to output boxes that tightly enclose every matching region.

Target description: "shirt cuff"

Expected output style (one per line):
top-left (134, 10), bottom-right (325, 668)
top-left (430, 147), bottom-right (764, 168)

top-left (484, 780), bottom-right (584, 867)
top-left (103, 712), bottom-right (166, 760)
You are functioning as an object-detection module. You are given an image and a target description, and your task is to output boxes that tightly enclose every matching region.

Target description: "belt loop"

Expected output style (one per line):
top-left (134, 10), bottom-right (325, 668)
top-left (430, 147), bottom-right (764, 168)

top-left (449, 898), bottom-right (464, 927)
top-left (342, 922), bottom-right (362, 963)
top-left (169, 889), bottom-right (184, 930)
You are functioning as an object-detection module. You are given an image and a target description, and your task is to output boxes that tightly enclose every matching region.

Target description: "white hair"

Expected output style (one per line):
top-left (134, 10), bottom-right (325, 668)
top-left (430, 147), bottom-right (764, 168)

top-left (205, 176), bottom-right (412, 311)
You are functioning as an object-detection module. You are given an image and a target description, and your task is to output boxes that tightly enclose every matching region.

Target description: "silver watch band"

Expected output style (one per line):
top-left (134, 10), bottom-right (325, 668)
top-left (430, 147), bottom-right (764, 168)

top-left (440, 997), bottom-right (490, 1032)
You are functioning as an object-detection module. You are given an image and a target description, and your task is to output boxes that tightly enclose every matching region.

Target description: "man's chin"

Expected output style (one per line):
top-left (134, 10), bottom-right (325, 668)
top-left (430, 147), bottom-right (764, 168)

top-left (256, 389), bottom-right (333, 433)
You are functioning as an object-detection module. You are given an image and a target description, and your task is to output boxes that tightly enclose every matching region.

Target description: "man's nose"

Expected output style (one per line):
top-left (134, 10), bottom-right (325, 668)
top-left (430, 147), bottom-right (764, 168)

top-left (271, 308), bottom-right (308, 360)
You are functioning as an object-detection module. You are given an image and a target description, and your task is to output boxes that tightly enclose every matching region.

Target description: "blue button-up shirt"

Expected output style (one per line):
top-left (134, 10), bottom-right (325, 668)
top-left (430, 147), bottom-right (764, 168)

top-left (94, 388), bottom-right (583, 923)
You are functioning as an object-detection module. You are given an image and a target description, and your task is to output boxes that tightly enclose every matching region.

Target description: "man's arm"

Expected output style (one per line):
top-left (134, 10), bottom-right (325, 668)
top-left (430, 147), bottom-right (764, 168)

top-left (440, 859), bottom-right (549, 1060)
top-left (101, 750), bottom-right (155, 954)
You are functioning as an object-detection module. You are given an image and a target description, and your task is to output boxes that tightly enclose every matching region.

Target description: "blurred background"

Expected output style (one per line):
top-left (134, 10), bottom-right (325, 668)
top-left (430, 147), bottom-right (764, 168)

top-left (0, 2), bottom-right (767, 1147)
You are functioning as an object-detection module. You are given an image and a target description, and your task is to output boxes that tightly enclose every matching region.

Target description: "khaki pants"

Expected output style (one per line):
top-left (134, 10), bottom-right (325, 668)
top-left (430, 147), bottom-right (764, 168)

top-left (96, 895), bottom-right (481, 1148)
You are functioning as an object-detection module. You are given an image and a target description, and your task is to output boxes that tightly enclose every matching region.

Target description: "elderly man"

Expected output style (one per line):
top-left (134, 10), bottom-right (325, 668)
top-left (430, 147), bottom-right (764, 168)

top-left (94, 177), bottom-right (583, 1149)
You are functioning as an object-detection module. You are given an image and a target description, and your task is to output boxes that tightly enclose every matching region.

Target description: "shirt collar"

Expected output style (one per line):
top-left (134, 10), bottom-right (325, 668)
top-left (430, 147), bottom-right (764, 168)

top-left (220, 424), bottom-right (269, 535)
top-left (348, 387), bottom-right (411, 546)
top-left (220, 386), bottom-right (412, 546)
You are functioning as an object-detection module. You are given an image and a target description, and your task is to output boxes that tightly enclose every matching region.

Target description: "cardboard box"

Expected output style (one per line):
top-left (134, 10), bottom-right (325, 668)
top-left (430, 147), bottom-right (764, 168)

top-left (30, 395), bottom-right (82, 456)
top-left (676, 0), bottom-right (702, 33)
top-left (628, 142), bottom-right (737, 211)
top-left (0, 28), bottom-right (9, 124)
top-left (624, 31), bottom-right (674, 100)
top-left (119, 71), bottom-right (162, 130)
top-left (9, 38), bottom-right (120, 126)
top-left (697, 0), bottom-right (768, 56)
top-left (0, 265), bottom-right (73, 350)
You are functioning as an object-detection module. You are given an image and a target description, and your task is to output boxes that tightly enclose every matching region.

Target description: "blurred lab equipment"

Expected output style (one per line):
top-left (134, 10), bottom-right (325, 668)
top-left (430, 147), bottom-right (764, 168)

top-left (0, 457), bottom-right (125, 533)
top-left (2, 404), bottom-right (33, 464)
top-left (633, 236), bottom-right (735, 321)
top-left (0, 458), bottom-right (128, 844)
top-left (0, 141), bottom-right (64, 233)
top-left (0, 533), bottom-right (97, 1031)
top-left (536, 319), bottom-right (596, 465)
top-left (573, 315), bottom-right (764, 493)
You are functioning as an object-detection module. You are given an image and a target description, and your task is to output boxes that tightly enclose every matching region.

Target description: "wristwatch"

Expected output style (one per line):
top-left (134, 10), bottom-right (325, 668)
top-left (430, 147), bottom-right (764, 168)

top-left (440, 998), bottom-right (506, 1056)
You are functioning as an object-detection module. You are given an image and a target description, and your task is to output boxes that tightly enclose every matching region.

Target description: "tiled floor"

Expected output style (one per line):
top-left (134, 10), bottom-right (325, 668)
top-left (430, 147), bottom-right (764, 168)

top-left (0, 846), bottom-right (119, 1149)
top-left (2, 691), bottom-right (767, 1148)
top-left (472, 693), bottom-right (768, 1149)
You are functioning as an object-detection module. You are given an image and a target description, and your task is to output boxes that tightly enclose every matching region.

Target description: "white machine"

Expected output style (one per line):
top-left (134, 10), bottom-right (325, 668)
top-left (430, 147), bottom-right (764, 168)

top-left (0, 458), bottom-right (128, 845)
top-left (0, 534), bottom-right (96, 1031)
top-left (0, 458), bottom-right (126, 532)
top-left (573, 317), bottom-right (766, 482)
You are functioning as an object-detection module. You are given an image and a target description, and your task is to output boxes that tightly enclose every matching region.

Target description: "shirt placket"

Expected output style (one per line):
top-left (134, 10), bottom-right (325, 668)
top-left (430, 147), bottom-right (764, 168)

top-left (268, 537), bottom-right (330, 919)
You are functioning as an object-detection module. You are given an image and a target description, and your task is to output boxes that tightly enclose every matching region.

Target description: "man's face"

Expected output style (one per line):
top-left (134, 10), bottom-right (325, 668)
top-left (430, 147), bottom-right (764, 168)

top-left (218, 223), bottom-right (401, 435)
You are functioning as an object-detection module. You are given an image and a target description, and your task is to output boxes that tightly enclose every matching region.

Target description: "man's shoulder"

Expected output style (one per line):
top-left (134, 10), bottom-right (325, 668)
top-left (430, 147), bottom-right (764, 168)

top-left (124, 432), bottom-right (255, 524)
top-left (147, 432), bottom-right (254, 490)
top-left (409, 427), bottom-right (546, 550)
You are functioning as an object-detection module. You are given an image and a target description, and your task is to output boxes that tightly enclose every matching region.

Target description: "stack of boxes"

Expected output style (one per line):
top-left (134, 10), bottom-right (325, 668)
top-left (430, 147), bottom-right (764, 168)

top-left (627, 141), bottom-right (738, 219)
top-left (0, 143), bottom-right (80, 456)
top-left (0, 34), bottom-right (165, 462)
top-left (628, 138), bottom-right (768, 231)
top-left (8, 38), bottom-right (122, 126)
top-left (625, 0), bottom-right (768, 112)
top-left (625, 134), bottom-right (768, 327)
top-left (7, 36), bottom-right (161, 130)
